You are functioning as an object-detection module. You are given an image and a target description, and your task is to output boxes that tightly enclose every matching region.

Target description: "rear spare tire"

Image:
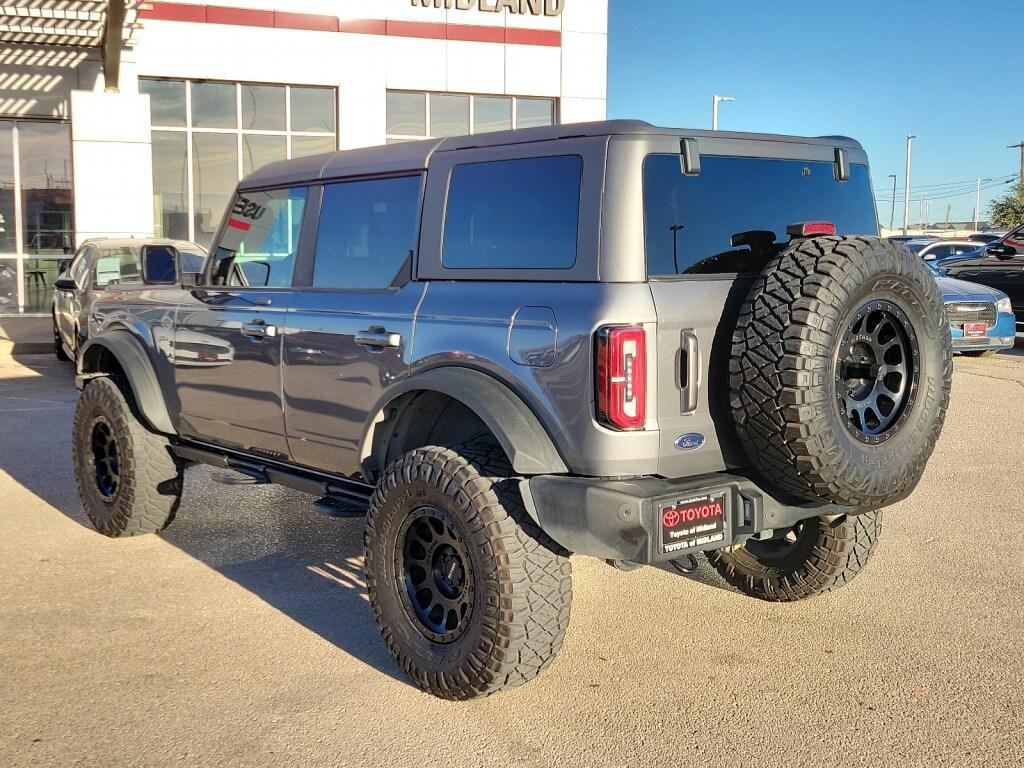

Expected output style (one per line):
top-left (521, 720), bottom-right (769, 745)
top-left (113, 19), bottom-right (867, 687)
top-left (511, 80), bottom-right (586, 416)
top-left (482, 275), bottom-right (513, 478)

top-left (731, 236), bottom-right (951, 508)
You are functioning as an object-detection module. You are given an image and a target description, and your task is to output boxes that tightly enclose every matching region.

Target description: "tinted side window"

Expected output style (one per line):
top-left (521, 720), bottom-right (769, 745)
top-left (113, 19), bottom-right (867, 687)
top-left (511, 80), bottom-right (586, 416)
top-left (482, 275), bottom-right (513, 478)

top-left (442, 155), bottom-right (582, 270)
top-left (312, 176), bottom-right (421, 290)
top-left (644, 156), bottom-right (878, 276)
top-left (211, 186), bottom-right (307, 288)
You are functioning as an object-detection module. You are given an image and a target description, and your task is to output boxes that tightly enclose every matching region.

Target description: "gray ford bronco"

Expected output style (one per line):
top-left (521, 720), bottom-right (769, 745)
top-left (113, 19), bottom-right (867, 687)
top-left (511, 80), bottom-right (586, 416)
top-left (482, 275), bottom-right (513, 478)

top-left (73, 120), bottom-right (952, 699)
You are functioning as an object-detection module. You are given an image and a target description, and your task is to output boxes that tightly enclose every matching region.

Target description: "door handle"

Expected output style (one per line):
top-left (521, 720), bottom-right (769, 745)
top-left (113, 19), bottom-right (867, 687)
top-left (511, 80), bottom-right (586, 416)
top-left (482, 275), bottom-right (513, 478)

top-left (241, 319), bottom-right (277, 339)
top-left (680, 330), bottom-right (701, 414)
top-left (355, 328), bottom-right (401, 348)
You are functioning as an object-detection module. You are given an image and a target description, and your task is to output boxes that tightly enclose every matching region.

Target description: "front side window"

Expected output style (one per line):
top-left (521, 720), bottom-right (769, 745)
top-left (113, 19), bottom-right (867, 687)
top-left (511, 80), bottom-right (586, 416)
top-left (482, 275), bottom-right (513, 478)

top-left (313, 176), bottom-right (422, 290)
top-left (442, 156), bottom-right (582, 270)
top-left (93, 247), bottom-right (142, 287)
top-left (643, 155), bottom-right (879, 276)
top-left (211, 187), bottom-right (307, 288)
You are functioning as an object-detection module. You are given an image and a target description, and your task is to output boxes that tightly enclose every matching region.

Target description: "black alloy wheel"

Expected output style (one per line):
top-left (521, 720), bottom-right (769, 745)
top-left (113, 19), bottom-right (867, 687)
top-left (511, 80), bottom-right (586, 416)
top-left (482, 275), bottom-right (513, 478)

top-left (90, 417), bottom-right (121, 501)
top-left (396, 505), bottom-right (475, 644)
top-left (835, 300), bottom-right (919, 444)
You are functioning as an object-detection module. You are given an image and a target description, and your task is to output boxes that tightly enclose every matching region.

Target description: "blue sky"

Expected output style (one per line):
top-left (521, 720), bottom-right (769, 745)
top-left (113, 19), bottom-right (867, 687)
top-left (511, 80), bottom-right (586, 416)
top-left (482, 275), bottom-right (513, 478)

top-left (607, 0), bottom-right (1024, 225)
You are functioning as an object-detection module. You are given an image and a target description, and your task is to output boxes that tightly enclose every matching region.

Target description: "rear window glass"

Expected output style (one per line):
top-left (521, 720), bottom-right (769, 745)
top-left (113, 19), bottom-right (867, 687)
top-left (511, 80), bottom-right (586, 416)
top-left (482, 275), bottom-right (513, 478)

top-left (644, 155), bottom-right (878, 276)
top-left (442, 155), bottom-right (582, 270)
top-left (313, 175), bottom-right (421, 290)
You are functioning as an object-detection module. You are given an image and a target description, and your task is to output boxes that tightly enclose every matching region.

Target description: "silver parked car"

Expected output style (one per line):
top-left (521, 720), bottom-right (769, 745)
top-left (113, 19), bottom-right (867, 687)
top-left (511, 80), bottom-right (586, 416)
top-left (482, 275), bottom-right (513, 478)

top-left (52, 238), bottom-right (206, 361)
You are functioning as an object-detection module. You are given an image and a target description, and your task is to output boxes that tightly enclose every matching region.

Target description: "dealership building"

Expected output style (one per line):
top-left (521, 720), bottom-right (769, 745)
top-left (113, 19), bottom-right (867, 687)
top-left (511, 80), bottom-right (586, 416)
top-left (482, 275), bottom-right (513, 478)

top-left (0, 0), bottom-right (608, 318)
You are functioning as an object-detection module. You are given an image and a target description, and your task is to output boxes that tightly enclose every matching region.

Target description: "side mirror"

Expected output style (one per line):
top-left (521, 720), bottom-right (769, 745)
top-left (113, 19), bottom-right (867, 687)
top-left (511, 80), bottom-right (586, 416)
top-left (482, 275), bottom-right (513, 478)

top-left (54, 276), bottom-right (77, 292)
top-left (986, 244), bottom-right (1015, 259)
top-left (141, 245), bottom-right (179, 284)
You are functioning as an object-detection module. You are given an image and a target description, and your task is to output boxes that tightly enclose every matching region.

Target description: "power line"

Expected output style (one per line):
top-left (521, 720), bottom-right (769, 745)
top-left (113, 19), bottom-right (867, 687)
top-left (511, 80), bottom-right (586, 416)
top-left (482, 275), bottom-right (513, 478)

top-left (873, 173), bottom-right (1016, 193)
top-left (876, 176), bottom-right (1017, 203)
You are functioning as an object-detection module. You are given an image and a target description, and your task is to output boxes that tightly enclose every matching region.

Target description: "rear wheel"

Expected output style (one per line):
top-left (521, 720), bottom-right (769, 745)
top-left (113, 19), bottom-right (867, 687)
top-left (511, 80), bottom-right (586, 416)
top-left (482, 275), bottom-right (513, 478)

top-left (364, 440), bottom-right (572, 700)
top-left (707, 511), bottom-right (882, 602)
top-left (72, 376), bottom-right (183, 536)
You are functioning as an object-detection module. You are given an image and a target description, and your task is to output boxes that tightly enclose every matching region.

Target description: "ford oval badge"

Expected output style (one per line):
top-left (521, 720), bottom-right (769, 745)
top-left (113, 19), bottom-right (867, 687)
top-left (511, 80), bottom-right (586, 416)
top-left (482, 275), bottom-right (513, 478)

top-left (675, 433), bottom-right (706, 451)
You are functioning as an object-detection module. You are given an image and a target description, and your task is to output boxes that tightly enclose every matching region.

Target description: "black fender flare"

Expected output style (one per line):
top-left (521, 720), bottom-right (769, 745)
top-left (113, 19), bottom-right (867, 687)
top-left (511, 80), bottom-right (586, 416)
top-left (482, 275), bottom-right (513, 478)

top-left (368, 367), bottom-right (568, 476)
top-left (78, 332), bottom-right (176, 436)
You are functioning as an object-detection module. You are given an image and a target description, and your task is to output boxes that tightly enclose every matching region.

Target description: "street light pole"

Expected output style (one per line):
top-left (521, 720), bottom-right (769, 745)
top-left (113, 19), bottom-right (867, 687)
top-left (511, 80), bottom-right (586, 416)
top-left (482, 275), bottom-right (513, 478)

top-left (1008, 141), bottom-right (1024, 181)
top-left (712, 95), bottom-right (734, 131)
top-left (888, 174), bottom-right (898, 230)
top-left (902, 135), bottom-right (915, 236)
top-left (974, 177), bottom-right (982, 231)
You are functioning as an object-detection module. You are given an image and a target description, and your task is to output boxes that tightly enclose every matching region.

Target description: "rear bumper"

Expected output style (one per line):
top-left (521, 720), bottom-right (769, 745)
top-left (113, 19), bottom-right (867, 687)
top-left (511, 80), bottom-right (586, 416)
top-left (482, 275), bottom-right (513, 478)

top-left (521, 472), bottom-right (871, 564)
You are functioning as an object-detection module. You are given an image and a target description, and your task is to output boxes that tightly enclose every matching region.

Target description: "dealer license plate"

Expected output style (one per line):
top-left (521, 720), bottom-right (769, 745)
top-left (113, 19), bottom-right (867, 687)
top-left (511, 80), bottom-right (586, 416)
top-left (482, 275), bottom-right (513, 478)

top-left (659, 494), bottom-right (726, 554)
top-left (963, 322), bottom-right (987, 338)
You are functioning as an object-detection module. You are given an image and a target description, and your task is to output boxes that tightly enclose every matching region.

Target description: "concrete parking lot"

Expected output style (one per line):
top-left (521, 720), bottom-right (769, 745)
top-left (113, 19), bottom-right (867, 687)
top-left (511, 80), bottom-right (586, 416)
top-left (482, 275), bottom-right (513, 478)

top-left (1, 349), bottom-right (1022, 768)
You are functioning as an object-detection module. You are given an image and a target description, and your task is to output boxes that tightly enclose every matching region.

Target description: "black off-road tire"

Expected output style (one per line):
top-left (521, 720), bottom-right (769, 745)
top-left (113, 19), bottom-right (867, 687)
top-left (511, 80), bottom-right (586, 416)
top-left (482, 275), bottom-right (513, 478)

top-left (364, 441), bottom-right (573, 700)
top-left (708, 511), bottom-right (882, 602)
top-left (53, 315), bottom-right (70, 361)
top-left (731, 236), bottom-right (952, 507)
top-left (72, 376), bottom-right (183, 536)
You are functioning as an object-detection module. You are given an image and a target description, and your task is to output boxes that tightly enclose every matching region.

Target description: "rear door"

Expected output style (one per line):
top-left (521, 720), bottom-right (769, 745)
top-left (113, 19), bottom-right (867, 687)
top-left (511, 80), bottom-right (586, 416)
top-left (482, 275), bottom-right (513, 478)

top-left (173, 186), bottom-right (309, 459)
top-left (283, 175), bottom-right (425, 476)
top-left (640, 150), bottom-right (879, 478)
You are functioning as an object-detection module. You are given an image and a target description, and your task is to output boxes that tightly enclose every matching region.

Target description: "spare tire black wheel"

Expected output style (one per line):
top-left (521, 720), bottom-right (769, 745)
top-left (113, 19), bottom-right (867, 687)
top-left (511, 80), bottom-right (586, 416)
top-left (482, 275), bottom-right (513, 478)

top-left (731, 236), bottom-right (952, 508)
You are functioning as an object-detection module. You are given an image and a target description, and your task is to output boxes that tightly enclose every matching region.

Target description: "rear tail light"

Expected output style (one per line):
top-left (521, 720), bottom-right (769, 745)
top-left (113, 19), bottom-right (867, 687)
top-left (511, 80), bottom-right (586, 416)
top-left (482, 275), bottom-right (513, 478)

top-left (596, 326), bottom-right (647, 431)
top-left (786, 221), bottom-right (837, 238)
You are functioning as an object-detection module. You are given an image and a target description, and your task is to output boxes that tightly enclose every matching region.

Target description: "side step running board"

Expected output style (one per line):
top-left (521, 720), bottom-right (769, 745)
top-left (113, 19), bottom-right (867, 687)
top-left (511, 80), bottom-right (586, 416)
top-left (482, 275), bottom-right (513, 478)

top-left (172, 442), bottom-right (374, 509)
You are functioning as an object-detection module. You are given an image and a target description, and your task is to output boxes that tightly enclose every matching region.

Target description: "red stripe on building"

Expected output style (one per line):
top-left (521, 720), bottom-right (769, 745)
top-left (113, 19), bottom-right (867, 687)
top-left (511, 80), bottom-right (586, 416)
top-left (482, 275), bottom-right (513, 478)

top-left (140, 3), bottom-right (561, 47)
top-left (505, 27), bottom-right (561, 46)
top-left (206, 5), bottom-right (274, 28)
top-left (274, 11), bottom-right (339, 33)
top-left (337, 18), bottom-right (388, 35)
top-left (141, 2), bottom-right (206, 23)
top-left (447, 23), bottom-right (504, 44)
top-left (386, 20), bottom-right (446, 40)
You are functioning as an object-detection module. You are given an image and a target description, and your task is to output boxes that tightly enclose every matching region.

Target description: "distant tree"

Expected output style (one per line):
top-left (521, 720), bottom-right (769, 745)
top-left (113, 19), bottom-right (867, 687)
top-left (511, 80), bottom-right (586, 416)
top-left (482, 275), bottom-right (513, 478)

top-left (989, 181), bottom-right (1024, 228)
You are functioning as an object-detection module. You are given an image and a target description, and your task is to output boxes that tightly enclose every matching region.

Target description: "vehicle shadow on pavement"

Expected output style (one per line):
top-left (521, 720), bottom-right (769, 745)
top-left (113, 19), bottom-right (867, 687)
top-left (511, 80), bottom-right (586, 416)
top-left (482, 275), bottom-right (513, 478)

top-left (161, 467), bottom-right (406, 683)
top-left (0, 357), bottom-right (405, 685)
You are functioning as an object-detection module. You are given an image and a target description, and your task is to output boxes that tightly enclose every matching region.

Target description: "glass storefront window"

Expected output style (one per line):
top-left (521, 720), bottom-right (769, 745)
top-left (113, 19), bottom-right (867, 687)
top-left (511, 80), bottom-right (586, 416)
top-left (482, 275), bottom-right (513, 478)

top-left (0, 121), bottom-right (16, 254)
top-left (386, 92), bottom-right (555, 142)
top-left (19, 122), bottom-right (73, 256)
top-left (192, 133), bottom-right (238, 248)
top-left (191, 82), bottom-right (237, 129)
top-left (241, 85), bottom-right (286, 132)
top-left (140, 78), bottom-right (338, 251)
top-left (140, 79), bottom-right (186, 128)
top-left (473, 96), bottom-right (513, 134)
top-left (290, 135), bottom-right (336, 158)
top-left (517, 98), bottom-right (556, 129)
top-left (152, 131), bottom-right (189, 241)
top-left (430, 94), bottom-right (470, 138)
top-left (290, 87), bottom-right (335, 133)
top-left (386, 92), bottom-right (426, 137)
top-left (243, 134), bottom-right (287, 176)
top-left (0, 259), bottom-right (16, 313)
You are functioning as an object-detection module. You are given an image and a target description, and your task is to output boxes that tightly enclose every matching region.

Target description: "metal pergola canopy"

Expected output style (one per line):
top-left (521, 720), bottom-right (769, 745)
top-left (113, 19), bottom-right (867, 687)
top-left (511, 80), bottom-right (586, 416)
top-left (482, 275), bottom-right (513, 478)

top-left (0, 1), bottom-right (146, 89)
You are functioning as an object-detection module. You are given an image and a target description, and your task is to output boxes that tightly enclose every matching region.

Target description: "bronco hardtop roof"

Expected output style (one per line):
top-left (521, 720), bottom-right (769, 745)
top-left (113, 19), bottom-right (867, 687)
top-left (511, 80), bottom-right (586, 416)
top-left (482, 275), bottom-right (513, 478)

top-left (239, 119), bottom-right (865, 191)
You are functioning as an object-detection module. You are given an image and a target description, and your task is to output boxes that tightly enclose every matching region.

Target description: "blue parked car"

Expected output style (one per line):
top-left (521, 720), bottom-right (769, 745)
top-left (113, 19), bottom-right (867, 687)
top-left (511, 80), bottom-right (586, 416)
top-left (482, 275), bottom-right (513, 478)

top-left (926, 262), bottom-right (1016, 357)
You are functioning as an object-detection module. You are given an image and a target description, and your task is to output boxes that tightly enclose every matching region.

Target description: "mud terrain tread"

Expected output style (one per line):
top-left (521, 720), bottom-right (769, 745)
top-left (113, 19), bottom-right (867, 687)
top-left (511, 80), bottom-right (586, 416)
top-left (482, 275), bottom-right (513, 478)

top-left (364, 442), bottom-right (572, 700)
top-left (707, 511), bottom-right (882, 602)
top-left (730, 236), bottom-right (952, 507)
top-left (72, 376), bottom-right (182, 536)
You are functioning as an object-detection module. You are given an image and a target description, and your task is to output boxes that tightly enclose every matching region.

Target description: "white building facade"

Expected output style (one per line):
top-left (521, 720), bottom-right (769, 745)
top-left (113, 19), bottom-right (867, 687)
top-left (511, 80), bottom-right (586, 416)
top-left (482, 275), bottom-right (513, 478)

top-left (0, 0), bottom-right (608, 315)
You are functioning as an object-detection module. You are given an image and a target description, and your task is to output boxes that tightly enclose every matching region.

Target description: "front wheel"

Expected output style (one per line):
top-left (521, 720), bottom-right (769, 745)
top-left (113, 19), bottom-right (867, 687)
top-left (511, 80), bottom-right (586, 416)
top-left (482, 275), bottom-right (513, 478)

top-left (364, 441), bottom-right (572, 700)
top-left (53, 316), bottom-right (70, 361)
top-left (72, 376), bottom-right (183, 536)
top-left (707, 511), bottom-right (882, 602)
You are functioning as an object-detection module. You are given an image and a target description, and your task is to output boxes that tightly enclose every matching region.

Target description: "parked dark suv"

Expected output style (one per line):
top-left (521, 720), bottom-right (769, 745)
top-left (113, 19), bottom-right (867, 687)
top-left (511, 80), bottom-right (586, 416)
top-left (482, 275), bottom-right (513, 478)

top-left (71, 121), bottom-right (952, 699)
top-left (935, 223), bottom-right (1024, 334)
